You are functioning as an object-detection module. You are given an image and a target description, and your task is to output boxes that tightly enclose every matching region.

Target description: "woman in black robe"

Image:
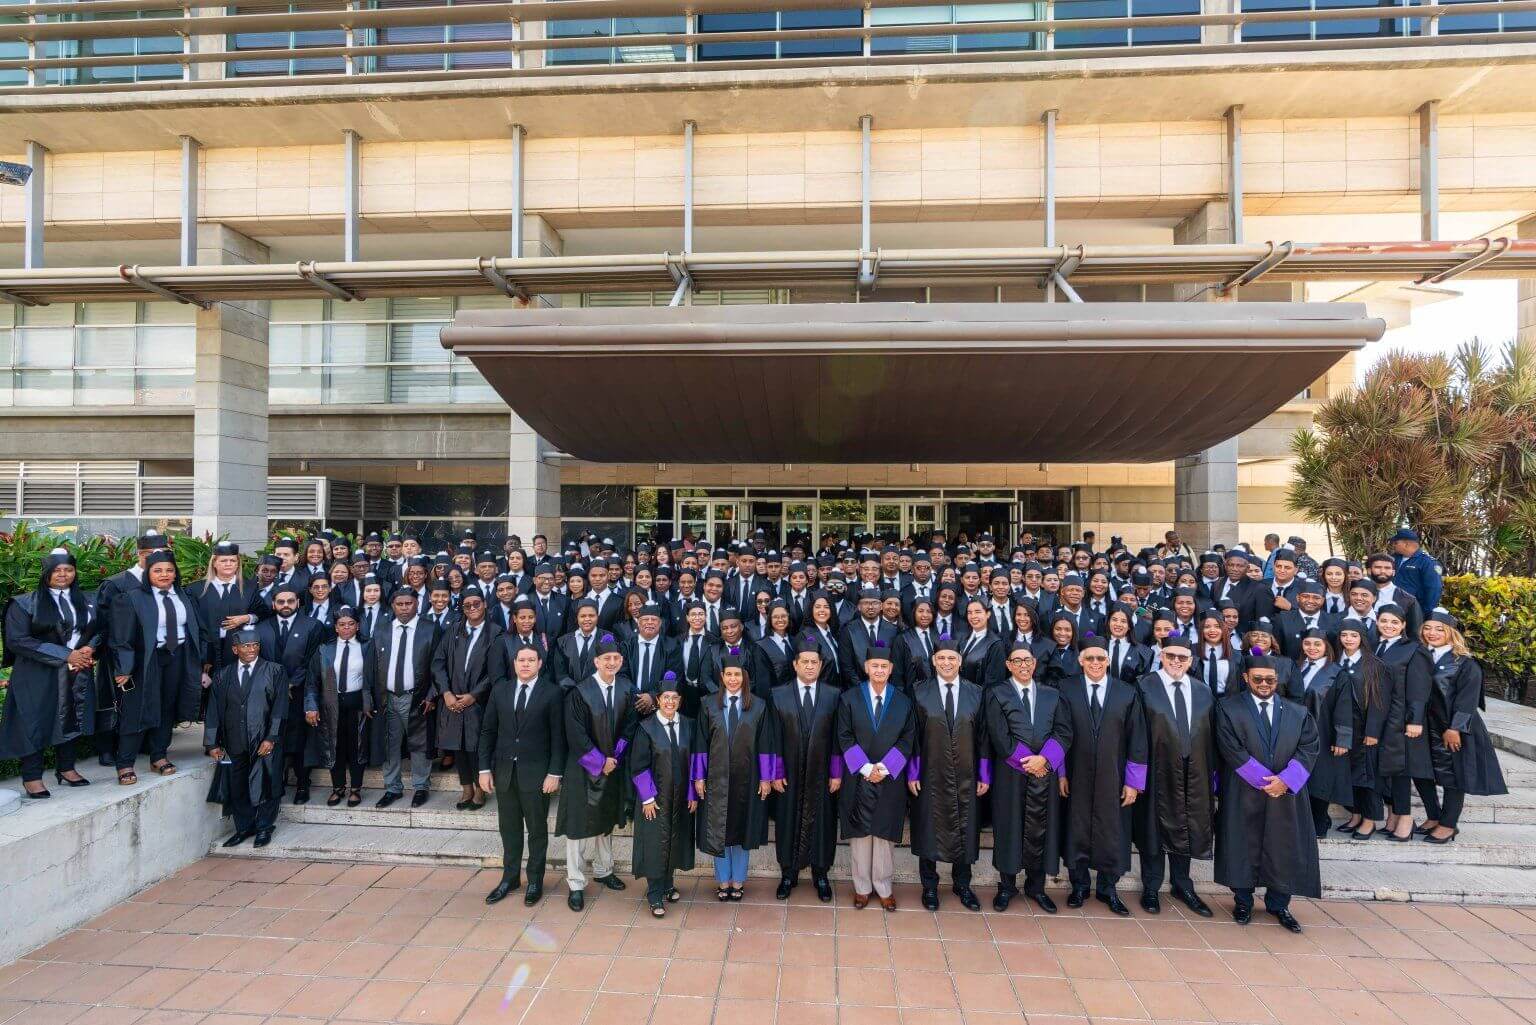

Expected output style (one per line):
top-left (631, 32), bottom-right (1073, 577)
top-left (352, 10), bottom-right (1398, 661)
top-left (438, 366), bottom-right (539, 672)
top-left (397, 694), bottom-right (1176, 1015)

top-left (1295, 630), bottom-right (1353, 838)
top-left (1, 549), bottom-right (103, 797)
top-left (958, 598), bottom-right (1007, 690)
top-left (803, 593), bottom-right (843, 687)
top-left (931, 583), bottom-right (963, 640)
top-left (631, 681), bottom-right (697, 916)
top-left (1104, 605), bottom-right (1152, 684)
top-left (694, 654), bottom-right (776, 901)
top-left (1376, 604), bottom-right (1435, 842)
top-left (307, 606), bottom-right (378, 808)
top-left (1041, 613), bottom-right (1081, 686)
top-left (893, 597), bottom-right (940, 693)
top-left (1333, 622), bottom-right (1389, 839)
top-left (749, 600), bottom-right (797, 694)
top-left (1007, 602), bottom-right (1053, 674)
top-left (1418, 611), bottom-right (1506, 843)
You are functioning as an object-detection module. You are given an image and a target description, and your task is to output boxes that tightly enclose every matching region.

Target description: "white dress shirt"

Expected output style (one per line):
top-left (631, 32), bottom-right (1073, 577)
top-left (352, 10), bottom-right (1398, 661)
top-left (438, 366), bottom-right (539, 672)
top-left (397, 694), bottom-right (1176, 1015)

top-left (334, 638), bottom-right (365, 693)
top-left (50, 588), bottom-right (81, 648)
top-left (1157, 668), bottom-right (1192, 710)
top-left (154, 587), bottom-right (188, 647)
top-left (389, 617), bottom-right (421, 692)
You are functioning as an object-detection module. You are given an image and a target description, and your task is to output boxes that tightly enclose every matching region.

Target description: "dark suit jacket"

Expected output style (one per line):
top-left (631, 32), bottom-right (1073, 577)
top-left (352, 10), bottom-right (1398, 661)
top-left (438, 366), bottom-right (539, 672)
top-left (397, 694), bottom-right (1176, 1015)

top-left (837, 618), bottom-right (901, 691)
top-left (478, 675), bottom-right (568, 784)
top-left (255, 613), bottom-right (323, 692)
top-left (192, 576), bottom-right (262, 670)
top-left (370, 616), bottom-right (438, 712)
top-left (624, 631), bottom-right (684, 694)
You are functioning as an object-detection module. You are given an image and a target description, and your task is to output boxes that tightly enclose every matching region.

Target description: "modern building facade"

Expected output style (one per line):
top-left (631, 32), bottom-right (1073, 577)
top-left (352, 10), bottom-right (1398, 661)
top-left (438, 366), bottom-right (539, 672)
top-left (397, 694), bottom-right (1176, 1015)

top-left (1, 2), bottom-right (1534, 554)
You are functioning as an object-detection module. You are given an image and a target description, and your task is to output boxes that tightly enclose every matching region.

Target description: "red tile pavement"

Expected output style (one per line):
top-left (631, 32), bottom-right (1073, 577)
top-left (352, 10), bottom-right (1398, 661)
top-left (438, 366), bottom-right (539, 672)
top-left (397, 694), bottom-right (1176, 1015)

top-left (4, 856), bottom-right (1536, 1025)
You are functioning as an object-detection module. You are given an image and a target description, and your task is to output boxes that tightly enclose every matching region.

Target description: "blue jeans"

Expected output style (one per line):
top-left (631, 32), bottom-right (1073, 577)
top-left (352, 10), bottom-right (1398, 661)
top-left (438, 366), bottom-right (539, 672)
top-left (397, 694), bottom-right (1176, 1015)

top-left (714, 845), bottom-right (749, 884)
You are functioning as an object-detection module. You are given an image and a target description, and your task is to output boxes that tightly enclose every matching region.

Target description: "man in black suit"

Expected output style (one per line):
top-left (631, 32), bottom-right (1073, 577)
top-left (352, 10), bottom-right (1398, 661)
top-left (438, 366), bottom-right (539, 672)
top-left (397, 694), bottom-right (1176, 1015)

top-left (586, 563), bottom-right (623, 630)
top-left (372, 589), bottom-right (439, 808)
top-left (1273, 582), bottom-right (1341, 659)
top-left (625, 603), bottom-right (682, 705)
top-left (481, 645), bottom-right (566, 907)
top-left (837, 588), bottom-right (901, 691)
top-left (205, 627), bottom-right (287, 848)
top-left (529, 565), bottom-right (568, 639)
top-left (1209, 551), bottom-right (1266, 632)
top-left (255, 584), bottom-right (325, 804)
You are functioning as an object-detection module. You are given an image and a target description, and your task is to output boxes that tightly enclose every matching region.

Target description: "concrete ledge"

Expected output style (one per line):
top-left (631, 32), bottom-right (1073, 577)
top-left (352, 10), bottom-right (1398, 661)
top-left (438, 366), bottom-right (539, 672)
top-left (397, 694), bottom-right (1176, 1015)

top-left (0, 730), bottom-right (223, 965)
top-left (1485, 697), bottom-right (1536, 763)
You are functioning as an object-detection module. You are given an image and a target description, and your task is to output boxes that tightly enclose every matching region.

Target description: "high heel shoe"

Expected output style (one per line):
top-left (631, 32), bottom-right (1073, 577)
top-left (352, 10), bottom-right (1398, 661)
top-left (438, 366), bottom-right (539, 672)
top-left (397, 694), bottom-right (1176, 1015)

top-left (1351, 827), bottom-right (1377, 840)
top-left (23, 785), bottom-right (51, 800)
top-left (1423, 828), bottom-right (1459, 845)
top-left (1385, 830), bottom-right (1413, 843)
top-left (1336, 820), bottom-right (1361, 833)
top-left (54, 771), bottom-right (90, 788)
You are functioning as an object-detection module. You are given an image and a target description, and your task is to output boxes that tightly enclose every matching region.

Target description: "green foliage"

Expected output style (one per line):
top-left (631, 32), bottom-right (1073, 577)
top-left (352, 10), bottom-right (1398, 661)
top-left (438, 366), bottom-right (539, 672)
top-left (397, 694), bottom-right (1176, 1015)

top-left (0, 520), bottom-right (138, 601)
top-left (1288, 340), bottom-right (1536, 574)
top-left (1442, 574), bottom-right (1536, 697)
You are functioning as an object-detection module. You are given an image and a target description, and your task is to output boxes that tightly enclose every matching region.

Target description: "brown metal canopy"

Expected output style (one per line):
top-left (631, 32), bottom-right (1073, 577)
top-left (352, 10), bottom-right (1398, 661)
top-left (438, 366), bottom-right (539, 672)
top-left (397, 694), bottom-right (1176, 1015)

top-left (440, 302), bottom-right (1380, 463)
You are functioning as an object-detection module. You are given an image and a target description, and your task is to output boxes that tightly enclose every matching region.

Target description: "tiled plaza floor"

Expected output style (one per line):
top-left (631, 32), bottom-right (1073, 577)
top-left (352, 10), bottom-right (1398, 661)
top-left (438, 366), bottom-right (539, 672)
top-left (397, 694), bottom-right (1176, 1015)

top-left (5, 857), bottom-right (1536, 1025)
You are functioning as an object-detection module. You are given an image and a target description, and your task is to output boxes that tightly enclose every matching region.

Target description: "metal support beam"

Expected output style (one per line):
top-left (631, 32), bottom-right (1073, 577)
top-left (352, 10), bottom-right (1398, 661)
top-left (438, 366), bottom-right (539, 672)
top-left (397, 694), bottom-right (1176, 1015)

top-left (179, 135), bottom-right (200, 267)
top-left (1052, 272), bottom-right (1083, 302)
top-left (1420, 99), bottom-right (1439, 242)
top-left (1225, 104), bottom-right (1244, 245)
top-left (858, 113), bottom-right (875, 290)
top-left (477, 256), bottom-right (528, 301)
top-left (666, 255), bottom-right (692, 306)
top-left (1042, 109), bottom-right (1058, 301)
top-left (683, 120), bottom-right (696, 254)
top-left (342, 128), bottom-right (362, 262)
top-left (119, 265), bottom-right (212, 308)
top-left (297, 260), bottom-right (360, 301)
top-left (1220, 240), bottom-right (1293, 294)
top-left (1418, 235), bottom-right (1511, 284)
top-left (23, 139), bottom-right (45, 270)
top-left (510, 122), bottom-right (525, 257)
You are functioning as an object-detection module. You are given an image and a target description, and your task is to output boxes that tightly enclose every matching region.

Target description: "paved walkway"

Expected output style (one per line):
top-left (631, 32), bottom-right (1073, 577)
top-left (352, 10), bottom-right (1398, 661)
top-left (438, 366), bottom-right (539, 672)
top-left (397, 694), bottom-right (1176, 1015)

top-left (7, 856), bottom-right (1536, 1025)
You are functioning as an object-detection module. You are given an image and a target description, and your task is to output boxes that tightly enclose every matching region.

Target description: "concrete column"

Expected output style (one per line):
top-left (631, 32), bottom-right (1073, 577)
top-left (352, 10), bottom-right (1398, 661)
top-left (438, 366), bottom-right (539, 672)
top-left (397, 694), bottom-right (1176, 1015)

top-left (1172, 200), bottom-right (1239, 549)
top-left (1520, 216), bottom-right (1536, 347)
top-left (508, 214), bottom-right (563, 542)
top-left (192, 224), bottom-right (270, 553)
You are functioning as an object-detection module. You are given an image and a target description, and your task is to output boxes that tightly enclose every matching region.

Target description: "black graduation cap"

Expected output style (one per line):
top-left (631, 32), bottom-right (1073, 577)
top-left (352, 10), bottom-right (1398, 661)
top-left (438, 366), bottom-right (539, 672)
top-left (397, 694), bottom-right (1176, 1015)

top-left (638, 603), bottom-right (663, 619)
top-left (366, 531), bottom-right (383, 543)
top-left (334, 605), bottom-right (359, 623)
top-left (864, 638), bottom-right (893, 662)
top-left (796, 634), bottom-right (823, 655)
top-left (429, 579), bottom-right (452, 593)
top-left (1428, 607), bottom-right (1458, 628)
top-left (214, 541), bottom-right (240, 556)
top-left (232, 626), bottom-right (260, 644)
top-left (1297, 581), bottom-right (1324, 596)
top-left (350, 550), bottom-right (371, 564)
top-left (1349, 578), bottom-right (1378, 595)
top-left (594, 633), bottom-right (622, 656)
top-left (139, 531), bottom-right (169, 550)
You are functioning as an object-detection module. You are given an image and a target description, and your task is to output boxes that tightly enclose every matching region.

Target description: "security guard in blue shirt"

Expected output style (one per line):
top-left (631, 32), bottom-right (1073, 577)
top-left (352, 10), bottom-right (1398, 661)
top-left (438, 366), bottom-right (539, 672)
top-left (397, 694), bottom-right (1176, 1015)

top-left (1390, 529), bottom-right (1443, 613)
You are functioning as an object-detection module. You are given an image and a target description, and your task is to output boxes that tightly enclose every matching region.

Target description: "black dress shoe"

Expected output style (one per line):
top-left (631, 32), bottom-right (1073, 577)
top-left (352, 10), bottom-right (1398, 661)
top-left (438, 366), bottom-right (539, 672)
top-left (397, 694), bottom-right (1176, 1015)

top-left (1272, 909), bottom-right (1303, 933)
top-left (524, 883), bottom-right (543, 907)
top-left (596, 874), bottom-right (627, 891)
top-left (955, 887), bottom-right (981, 912)
top-left (376, 792), bottom-right (401, 808)
top-left (1030, 891), bottom-right (1058, 914)
top-left (486, 879), bottom-right (519, 905)
top-left (1171, 887), bottom-right (1213, 918)
top-left (993, 889), bottom-right (1015, 912)
top-left (776, 877), bottom-right (794, 901)
top-left (1141, 892), bottom-right (1162, 914)
top-left (921, 888), bottom-right (940, 911)
top-left (1232, 904), bottom-right (1252, 925)
top-left (1066, 888), bottom-right (1089, 908)
top-left (456, 799), bottom-right (472, 811)
top-left (221, 830), bottom-right (254, 848)
top-left (814, 876), bottom-right (833, 903)
top-left (1097, 891), bottom-right (1131, 916)
top-left (54, 771), bottom-right (90, 788)
top-left (253, 829), bottom-right (273, 848)
top-left (567, 890), bottom-right (585, 912)
top-left (293, 787), bottom-right (309, 806)
top-left (411, 790), bottom-right (429, 807)
top-left (22, 787), bottom-right (51, 800)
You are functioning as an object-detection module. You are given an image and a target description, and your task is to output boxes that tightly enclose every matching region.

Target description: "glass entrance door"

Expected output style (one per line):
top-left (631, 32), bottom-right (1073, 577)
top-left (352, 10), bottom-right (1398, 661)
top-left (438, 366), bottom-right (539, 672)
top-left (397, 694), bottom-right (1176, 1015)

top-left (675, 497), bottom-right (747, 546)
top-left (872, 500), bottom-right (941, 542)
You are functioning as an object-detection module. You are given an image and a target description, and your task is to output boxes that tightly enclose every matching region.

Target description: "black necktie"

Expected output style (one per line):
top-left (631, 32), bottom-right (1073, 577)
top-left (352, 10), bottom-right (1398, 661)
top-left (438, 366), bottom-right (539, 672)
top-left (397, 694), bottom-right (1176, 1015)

top-left (240, 664), bottom-right (252, 694)
top-left (727, 694), bottom-right (739, 736)
top-left (1171, 678), bottom-right (1189, 741)
top-left (580, 634), bottom-right (591, 663)
top-left (687, 636), bottom-right (701, 679)
top-left (392, 625), bottom-right (408, 693)
top-left (605, 684), bottom-right (616, 731)
top-left (867, 622), bottom-right (877, 646)
top-left (515, 682), bottom-right (530, 720)
top-left (1111, 639), bottom-right (1121, 677)
top-left (1208, 649), bottom-right (1219, 691)
top-left (1258, 699), bottom-right (1274, 752)
top-left (939, 616), bottom-right (950, 636)
top-left (943, 683), bottom-right (955, 730)
top-left (709, 606), bottom-right (719, 632)
top-left (278, 617), bottom-right (291, 655)
top-left (800, 686), bottom-right (814, 729)
top-left (641, 642), bottom-right (652, 686)
top-left (338, 642), bottom-right (351, 691)
top-left (57, 593), bottom-right (75, 636)
top-left (874, 693), bottom-right (883, 724)
top-left (161, 589), bottom-right (179, 651)
top-left (666, 719), bottom-right (678, 747)
top-left (1089, 683), bottom-right (1102, 725)
top-left (1376, 640), bottom-right (1387, 656)
top-left (1019, 684), bottom-right (1032, 729)
top-left (920, 632), bottom-right (931, 661)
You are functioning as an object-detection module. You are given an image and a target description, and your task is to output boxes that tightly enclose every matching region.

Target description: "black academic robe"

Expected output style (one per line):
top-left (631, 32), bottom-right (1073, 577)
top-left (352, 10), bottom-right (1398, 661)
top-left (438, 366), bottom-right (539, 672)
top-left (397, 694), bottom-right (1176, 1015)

top-left (556, 674), bottom-right (638, 840)
top-left (626, 633), bottom-right (684, 696)
top-left (430, 620), bottom-right (507, 753)
top-left (193, 577), bottom-right (262, 672)
top-left (1273, 610), bottom-right (1344, 660)
top-left (1040, 644), bottom-right (1080, 687)
top-left (1426, 650), bottom-right (1506, 796)
top-left (908, 678), bottom-right (984, 866)
top-left (1213, 692), bottom-right (1322, 898)
top-left (834, 683), bottom-right (917, 843)
top-left (109, 584), bottom-right (207, 734)
top-left (1057, 674), bottom-right (1147, 876)
top-left (694, 690), bottom-right (776, 856)
top-left (203, 657), bottom-right (287, 807)
top-left (769, 680), bottom-right (841, 873)
top-left (1106, 637), bottom-right (1152, 685)
top-left (0, 589), bottom-right (103, 759)
top-left (553, 631), bottom-right (601, 689)
top-left (1054, 604), bottom-right (1105, 641)
top-left (837, 619), bottom-right (901, 691)
top-left (306, 639), bottom-right (379, 771)
top-left (894, 628), bottom-right (939, 693)
top-left (805, 624), bottom-right (843, 688)
top-left (629, 714), bottom-right (697, 880)
top-left (91, 567), bottom-right (140, 732)
top-left (749, 633), bottom-right (797, 698)
top-left (958, 632), bottom-right (1008, 690)
top-left (1133, 673), bottom-right (1218, 863)
top-left (1298, 660), bottom-right (1354, 807)
top-left (1377, 638), bottom-right (1434, 781)
top-left (982, 680), bottom-right (1071, 877)
top-left (1339, 655), bottom-right (1389, 792)
top-left (530, 591), bottom-right (569, 639)
top-left (677, 631), bottom-right (722, 717)
top-left (256, 613), bottom-right (325, 767)
top-left (1193, 646), bottom-right (1245, 698)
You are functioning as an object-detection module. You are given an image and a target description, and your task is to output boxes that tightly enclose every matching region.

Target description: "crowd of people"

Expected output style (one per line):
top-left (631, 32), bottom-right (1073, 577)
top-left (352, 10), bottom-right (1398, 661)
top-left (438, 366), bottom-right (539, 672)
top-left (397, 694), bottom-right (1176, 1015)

top-left (0, 522), bottom-right (1507, 931)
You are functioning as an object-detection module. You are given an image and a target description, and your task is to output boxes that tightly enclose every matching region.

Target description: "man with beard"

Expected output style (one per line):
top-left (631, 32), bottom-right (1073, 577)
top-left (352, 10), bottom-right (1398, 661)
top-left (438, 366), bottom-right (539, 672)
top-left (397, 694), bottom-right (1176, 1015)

top-left (908, 638), bottom-right (987, 911)
top-left (985, 643), bottom-right (1071, 912)
top-left (769, 637), bottom-right (841, 902)
top-left (1133, 635), bottom-right (1216, 917)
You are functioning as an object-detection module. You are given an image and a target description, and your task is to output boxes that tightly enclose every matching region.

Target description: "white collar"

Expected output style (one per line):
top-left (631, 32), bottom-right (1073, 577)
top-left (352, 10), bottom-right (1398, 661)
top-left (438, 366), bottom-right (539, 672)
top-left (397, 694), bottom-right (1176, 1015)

top-left (938, 676), bottom-right (961, 687)
top-left (658, 714), bottom-right (678, 726)
top-left (1084, 674), bottom-right (1108, 687)
top-left (49, 588), bottom-right (70, 598)
top-left (1431, 644), bottom-right (1452, 659)
top-left (516, 676), bottom-right (538, 687)
top-left (1252, 692), bottom-right (1274, 713)
top-left (596, 675), bottom-right (616, 688)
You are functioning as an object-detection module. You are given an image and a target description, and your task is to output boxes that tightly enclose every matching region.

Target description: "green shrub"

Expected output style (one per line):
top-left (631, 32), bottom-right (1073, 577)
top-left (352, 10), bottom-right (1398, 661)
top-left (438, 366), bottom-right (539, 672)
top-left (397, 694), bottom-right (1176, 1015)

top-left (1442, 574), bottom-right (1536, 702)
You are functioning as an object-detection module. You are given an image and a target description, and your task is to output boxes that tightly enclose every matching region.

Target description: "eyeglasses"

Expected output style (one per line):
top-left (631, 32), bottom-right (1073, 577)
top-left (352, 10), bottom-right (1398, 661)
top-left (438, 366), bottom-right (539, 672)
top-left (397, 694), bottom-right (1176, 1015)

top-left (1162, 652), bottom-right (1192, 661)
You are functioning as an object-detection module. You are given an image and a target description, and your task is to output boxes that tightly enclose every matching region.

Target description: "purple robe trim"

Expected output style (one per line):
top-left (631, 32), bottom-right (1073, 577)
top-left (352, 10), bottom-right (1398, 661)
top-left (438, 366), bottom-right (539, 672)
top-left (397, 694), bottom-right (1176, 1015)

top-left (1007, 742), bottom-right (1035, 770)
top-left (1277, 758), bottom-right (1310, 794)
top-left (830, 754), bottom-right (845, 778)
top-left (978, 758), bottom-right (992, 786)
top-left (1041, 738), bottom-right (1067, 776)
top-left (757, 754), bottom-right (776, 780)
top-left (690, 752), bottom-right (708, 785)
top-left (772, 755), bottom-right (787, 781)
top-left (615, 738), bottom-right (628, 758)
top-left (882, 748), bottom-right (907, 779)
top-left (1124, 761), bottom-right (1148, 791)
top-left (578, 747), bottom-right (604, 777)
top-left (1235, 757), bottom-right (1271, 790)
top-left (909, 755), bottom-right (922, 780)
top-left (633, 770), bottom-right (658, 804)
top-left (1211, 771), bottom-right (1219, 795)
top-left (843, 744), bottom-right (870, 775)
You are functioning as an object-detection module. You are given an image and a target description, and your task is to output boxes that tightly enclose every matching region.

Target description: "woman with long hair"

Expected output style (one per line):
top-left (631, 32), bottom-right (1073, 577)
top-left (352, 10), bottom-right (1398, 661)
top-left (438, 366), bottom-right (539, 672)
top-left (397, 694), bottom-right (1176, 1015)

top-left (1041, 613), bottom-right (1080, 686)
top-left (1103, 606), bottom-right (1151, 684)
top-left (693, 655), bottom-right (776, 901)
top-left (1334, 622), bottom-right (1389, 838)
top-left (1376, 604), bottom-right (1435, 842)
top-left (1418, 611), bottom-right (1507, 843)
top-left (895, 597), bottom-right (940, 691)
top-left (1296, 631), bottom-right (1353, 839)
top-left (958, 597), bottom-right (1007, 689)
top-left (804, 593), bottom-right (842, 686)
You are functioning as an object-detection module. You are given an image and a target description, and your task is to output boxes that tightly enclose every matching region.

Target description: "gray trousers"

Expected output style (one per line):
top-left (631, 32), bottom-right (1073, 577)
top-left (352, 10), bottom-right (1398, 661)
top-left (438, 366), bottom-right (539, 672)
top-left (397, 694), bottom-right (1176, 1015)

top-left (381, 691), bottom-right (430, 795)
top-left (849, 835), bottom-right (894, 898)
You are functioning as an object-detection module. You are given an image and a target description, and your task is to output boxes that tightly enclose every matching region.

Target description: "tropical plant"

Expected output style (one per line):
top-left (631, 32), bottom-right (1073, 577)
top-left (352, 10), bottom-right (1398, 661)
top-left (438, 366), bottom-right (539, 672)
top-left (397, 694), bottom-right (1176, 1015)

top-left (0, 520), bottom-right (137, 601)
top-left (1442, 573), bottom-right (1536, 702)
top-left (1288, 339), bottom-right (1536, 574)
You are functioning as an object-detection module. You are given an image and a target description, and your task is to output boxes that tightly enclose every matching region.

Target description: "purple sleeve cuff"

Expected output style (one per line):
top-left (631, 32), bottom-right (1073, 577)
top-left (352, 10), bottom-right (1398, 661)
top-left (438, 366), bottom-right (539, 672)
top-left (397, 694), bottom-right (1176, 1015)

top-left (830, 754), bottom-right (845, 778)
top-left (690, 752), bottom-right (708, 785)
top-left (1041, 738), bottom-right (1066, 776)
top-left (1124, 761), bottom-right (1147, 791)
top-left (909, 755), bottom-right (922, 780)
top-left (633, 769), bottom-right (658, 804)
top-left (1277, 758), bottom-right (1310, 794)
top-left (882, 748), bottom-right (907, 779)
top-left (773, 755), bottom-right (786, 781)
top-left (1236, 757), bottom-right (1271, 790)
top-left (843, 744), bottom-right (870, 775)
top-left (1211, 771), bottom-right (1219, 795)
top-left (615, 738), bottom-right (628, 758)
top-left (978, 758), bottom-right (992, 785)
top-left (758, 753), bottom-right (776, 780)
top-left (1007, 742), bottom-right (1035, 771)
top-left (578, 747), bottom-right (605, 776)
